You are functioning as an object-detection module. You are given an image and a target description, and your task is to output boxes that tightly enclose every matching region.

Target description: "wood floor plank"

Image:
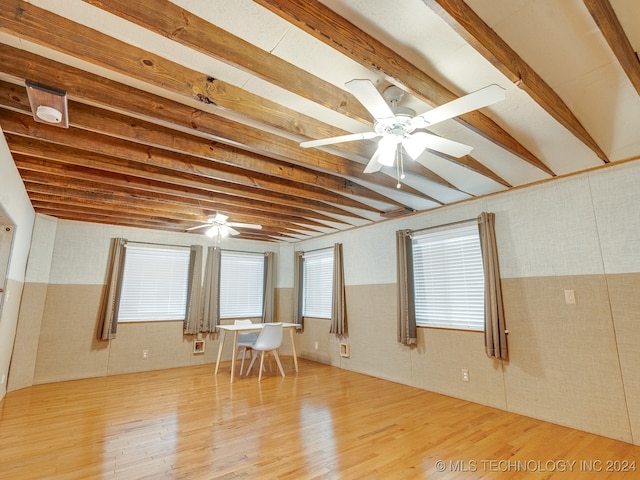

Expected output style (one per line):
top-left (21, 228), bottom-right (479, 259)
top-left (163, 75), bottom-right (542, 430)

top-left (0, 360), bottom-right (638, 479)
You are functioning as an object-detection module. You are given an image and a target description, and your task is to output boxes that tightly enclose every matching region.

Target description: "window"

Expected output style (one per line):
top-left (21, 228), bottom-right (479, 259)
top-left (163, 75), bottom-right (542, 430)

top-left (302, 249), bottom-right (333, 319)
top-left (219, 251), bottom-right (264, 318)
top-left (118, 244), bottom-right (191, 322)
top-left (412, 223), bottom-right (484, 331)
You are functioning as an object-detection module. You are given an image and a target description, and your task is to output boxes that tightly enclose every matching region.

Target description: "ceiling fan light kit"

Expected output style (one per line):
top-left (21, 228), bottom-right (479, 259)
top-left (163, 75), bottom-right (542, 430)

top-left (206, 225), bottom-right (229, 238)
top-left (187, 212), bottom-right (262, 238)
top-left (300, 80), bottom-right (506, 184)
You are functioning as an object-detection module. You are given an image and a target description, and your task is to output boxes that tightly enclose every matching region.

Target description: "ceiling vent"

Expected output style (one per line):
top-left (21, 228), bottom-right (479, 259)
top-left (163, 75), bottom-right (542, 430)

top-left (25, 80), bottom-right (69, 128)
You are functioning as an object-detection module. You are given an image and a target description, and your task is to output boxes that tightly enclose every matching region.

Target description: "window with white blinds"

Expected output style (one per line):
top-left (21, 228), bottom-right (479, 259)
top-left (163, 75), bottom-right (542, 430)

top-left (412, 223), bottom-right (485, 331)
top-left (302, 249), bottom-right (333, 319)
top-left (118, 245), bottom-right (191, 322)
top-left (219, 251), bottom-right (264, 318)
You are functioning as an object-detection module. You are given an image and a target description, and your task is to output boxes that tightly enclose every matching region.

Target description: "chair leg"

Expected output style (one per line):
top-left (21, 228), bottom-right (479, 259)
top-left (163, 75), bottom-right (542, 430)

top-left (258, 352), bottom-right (266, 382)
top-left (239, 348), bottom-right (246, 376)
top-left (246, 351), bottom-right (258, 376)
top-left (272, 350), bottom-right (285, 378)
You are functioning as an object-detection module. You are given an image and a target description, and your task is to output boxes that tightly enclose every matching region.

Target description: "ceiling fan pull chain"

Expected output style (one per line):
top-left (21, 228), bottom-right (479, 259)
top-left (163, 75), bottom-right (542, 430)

top-left (396, 145), bottom-right (402, 189)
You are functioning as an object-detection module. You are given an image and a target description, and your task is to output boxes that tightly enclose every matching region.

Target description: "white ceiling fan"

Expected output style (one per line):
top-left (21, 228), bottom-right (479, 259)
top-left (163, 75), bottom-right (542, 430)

top-left (300, 80), bottom-right (506, 174)
top-left (187, 213), bottom-right (262, 238)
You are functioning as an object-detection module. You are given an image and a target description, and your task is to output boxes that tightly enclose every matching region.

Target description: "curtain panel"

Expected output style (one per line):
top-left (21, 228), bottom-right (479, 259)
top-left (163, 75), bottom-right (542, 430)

top-left (201, 246), bottom-right (221, 333)
top-left (330, 243), bottom-right (346, 335)
top-left (396, 229), bottom-right (417, 345)
top-left (183, 245), bottom-right (204, 335)
top-left (478, 212), bottom-right (508, 359)
top-left (262, 251), bottom-right (275, 323)
top-left (98, 237), bottom-right (127, 340)
top-left (292, 251), bottom-right (304, 326)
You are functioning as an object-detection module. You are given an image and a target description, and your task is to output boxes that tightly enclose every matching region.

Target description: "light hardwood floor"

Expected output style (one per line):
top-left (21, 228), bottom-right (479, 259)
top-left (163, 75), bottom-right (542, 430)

top-left (1, 359), bottom-right (638, 479)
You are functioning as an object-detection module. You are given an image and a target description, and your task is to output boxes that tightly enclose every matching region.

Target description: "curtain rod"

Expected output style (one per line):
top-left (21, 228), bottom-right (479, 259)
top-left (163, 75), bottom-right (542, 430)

top-left (296, 245), bottom-right (333, 254)
top-left (220, 248), bottom-right (269, 255)
top-left (411, 217), bottom-right (478, 235)
top-left (126, 242), bottom-right (270, 255)
top-left (127, 240), bottom-right (191, 249)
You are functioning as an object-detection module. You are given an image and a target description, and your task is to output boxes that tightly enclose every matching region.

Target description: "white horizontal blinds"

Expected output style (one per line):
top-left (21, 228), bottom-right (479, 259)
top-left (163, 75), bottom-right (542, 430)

top-left (412, 223), bottom-right (485, 331)
top-left (302, 249), bottom-right (333, 319)
top-left (118, 245), bottom-right (191, 322)
top-left (219, 251), bottom-right (264, 318)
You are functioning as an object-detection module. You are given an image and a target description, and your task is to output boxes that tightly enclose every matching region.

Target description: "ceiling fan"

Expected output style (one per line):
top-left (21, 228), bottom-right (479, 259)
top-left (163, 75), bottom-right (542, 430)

top-left (300, 80), bottom-right (506, 174)
top-left (186, 213), bottom-right (262, 238)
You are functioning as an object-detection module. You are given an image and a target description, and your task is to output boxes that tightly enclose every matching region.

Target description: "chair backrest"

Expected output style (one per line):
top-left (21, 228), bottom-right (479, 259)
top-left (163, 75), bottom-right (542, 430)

top-left (234, 319), bottom-right (257, 344)
top-left (252, 323), bottom-right (283, 351)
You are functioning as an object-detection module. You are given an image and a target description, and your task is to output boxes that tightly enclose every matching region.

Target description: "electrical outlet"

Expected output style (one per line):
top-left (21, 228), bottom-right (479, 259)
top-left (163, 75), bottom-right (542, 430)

top-left (142, 349), bottom-right (149, 359)
top-left (1, 373), bottom-right (5, 385)
top-left (564, 289), bottom-right (576, 305)
top-left (462, 369), bottom-right (469, 382)
top-left (314, 341), bottom-right (319, 350)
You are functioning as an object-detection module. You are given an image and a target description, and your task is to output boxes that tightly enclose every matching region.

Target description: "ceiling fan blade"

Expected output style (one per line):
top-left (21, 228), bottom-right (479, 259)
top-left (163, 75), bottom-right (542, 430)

top-left (226, 226), bottom-right (240, 236)
top-left (415, 84), bottom-right (506, 128)
top-left (363, 149), bottom-right (383, 173)
top-left (227, 222), bottom-right (262, 230)
top-left (300, 131), bottom-right (378, 148)
top-left (186, 224), bottom-right (210, 231)
top-left (403, 132), bottom-right (473, 159)
top-left (345, 79), bottom-right (395, 122)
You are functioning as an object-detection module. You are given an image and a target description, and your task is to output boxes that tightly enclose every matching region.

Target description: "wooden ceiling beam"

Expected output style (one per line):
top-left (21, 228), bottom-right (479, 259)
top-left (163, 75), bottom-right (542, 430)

top-left (584, 0), bottom-right (640, 97)
top-left (34, 202), bottom-right (304, 239)
top-left (27, 193), bottom-right (324, 234)
top-left (8, 138), bottom-right (381, 216)
top-left (12, 154), bottom-right (367, 221)
top-left (0, 80), bottom-right (410, 208)
top-left (0, 2), bottom-right (439, 201)
top-left (22, 180), bottom-right (342, 230)
top-left (32, 207), bottom-right (288, 240)
top-left (1, 111), bottom-right (387, 213)
top-left (33, 202), bottom-right (308, 238)
top-left (22, 180), bottom-right (344, 228)
top-left (82, 0), bottom-right (374, 125)
top-left (0, 45), bottom-right (508, 191)
top-left (33, 208), bottom-right (193, 232)
top-left (3, 132), bottom-right (380, 213)
top-left (80, 0), bottom-right (492, 190)
top-left (422, 0), bottom-right (609, 163)
top-left (254, 0), bottom-right (555, 176)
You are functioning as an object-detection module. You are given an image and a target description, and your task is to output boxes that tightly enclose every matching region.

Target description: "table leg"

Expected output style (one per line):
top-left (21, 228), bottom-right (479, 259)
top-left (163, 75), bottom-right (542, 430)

top-left (230, 330), bottom-right (239, 384)
top-left (289, 328), bottom-right (299, 373)
top-left (214, 330), bottom-right (226, 375)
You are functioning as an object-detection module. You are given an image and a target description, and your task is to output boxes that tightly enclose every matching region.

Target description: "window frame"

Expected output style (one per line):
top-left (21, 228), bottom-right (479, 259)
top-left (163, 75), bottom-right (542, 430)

top-left (219, 250), bottom-right (265, 319)
top-left (301, 248), bottom-right (334, 319)
top-left (117, 243), bottom-right (192, 323)
top-left (411, 222), bottom-right (485, 332)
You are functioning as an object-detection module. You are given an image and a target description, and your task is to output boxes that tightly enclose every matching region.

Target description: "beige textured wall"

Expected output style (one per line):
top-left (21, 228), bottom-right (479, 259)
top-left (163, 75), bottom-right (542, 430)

top-left (501, 276), bottom-right (631, 443)
top-left (32, 283), bottom-right (295, 385)
top-left (291, 273), bottom-right (639, 444)
top-left (33, 284), bottom-right (109, 384)
top-left (606, 273), bottom-right (640, 443)
top-left (0, 278), bottom-right (25, 397)
top-left (8, 282), bottom-right (47, 391)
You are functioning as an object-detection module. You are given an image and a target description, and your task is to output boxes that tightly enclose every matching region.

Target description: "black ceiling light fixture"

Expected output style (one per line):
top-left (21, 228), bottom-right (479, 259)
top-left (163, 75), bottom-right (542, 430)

top-left (25, 80), bottom-right (69, 128)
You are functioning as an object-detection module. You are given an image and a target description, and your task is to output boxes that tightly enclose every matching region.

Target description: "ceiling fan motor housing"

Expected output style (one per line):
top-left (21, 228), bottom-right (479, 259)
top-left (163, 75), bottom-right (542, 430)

top-left (374, 108), bottom-right (417, 140)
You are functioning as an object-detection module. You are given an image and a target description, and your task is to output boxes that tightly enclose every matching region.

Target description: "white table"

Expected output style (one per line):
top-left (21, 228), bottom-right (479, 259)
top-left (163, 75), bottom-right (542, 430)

top-left (214, 322), bottom-right (301, 383)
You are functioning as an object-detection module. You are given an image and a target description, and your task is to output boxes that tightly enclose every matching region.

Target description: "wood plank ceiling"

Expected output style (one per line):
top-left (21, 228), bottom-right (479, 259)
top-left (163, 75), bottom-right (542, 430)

top-left (0, 0), bottom-right (639, 242)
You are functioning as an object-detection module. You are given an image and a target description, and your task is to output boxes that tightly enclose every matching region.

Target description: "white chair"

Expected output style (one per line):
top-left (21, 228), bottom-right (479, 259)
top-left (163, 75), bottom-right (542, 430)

top-left (245, 323), bottom-right (285, 381)
top-left (234, 319), bottom-right (258, 376)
